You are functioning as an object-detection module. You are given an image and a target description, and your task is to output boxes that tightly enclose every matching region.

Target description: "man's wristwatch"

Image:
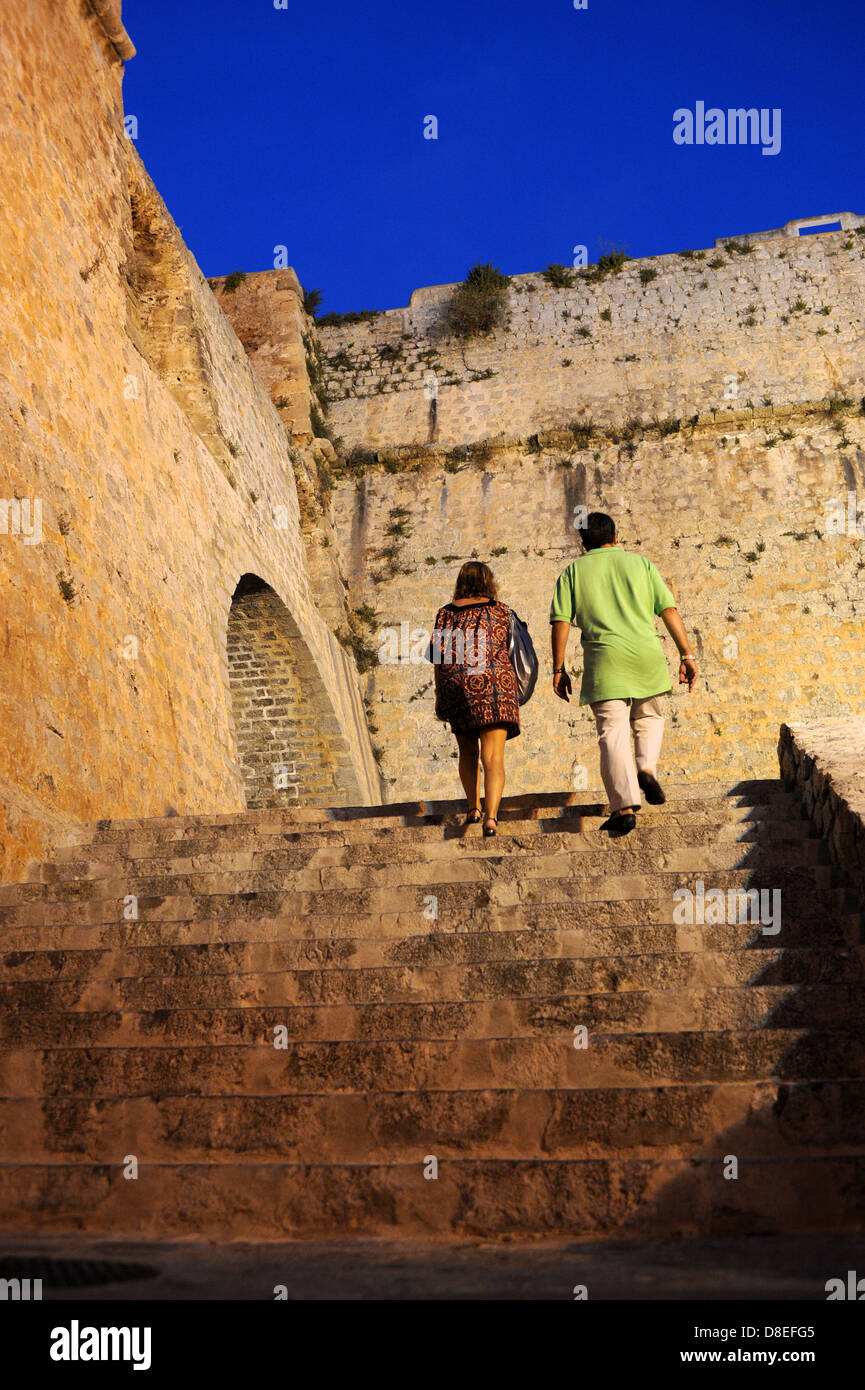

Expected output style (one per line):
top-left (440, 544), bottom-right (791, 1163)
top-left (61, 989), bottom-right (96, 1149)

top-left (680, 653), bottom-right (697, 661)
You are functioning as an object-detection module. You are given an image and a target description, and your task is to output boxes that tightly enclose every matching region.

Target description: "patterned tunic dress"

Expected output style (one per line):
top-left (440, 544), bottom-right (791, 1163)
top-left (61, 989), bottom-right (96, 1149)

top-left (432, 599), bottom-right (521, 739)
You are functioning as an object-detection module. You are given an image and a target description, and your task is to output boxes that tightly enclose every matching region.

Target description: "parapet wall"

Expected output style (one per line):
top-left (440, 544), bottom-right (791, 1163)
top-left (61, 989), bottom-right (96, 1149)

top-left (779, 719), bottom-right (865, 909)
top-left (310, 221), bottom-right (865, 451)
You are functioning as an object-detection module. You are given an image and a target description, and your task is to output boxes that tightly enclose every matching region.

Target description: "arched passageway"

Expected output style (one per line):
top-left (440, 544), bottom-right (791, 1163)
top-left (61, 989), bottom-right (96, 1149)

top-left (226, 574), bottom-right (357, 808)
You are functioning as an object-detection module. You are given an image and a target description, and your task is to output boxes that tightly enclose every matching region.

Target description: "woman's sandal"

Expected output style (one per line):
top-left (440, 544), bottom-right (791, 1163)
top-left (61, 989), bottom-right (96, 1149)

top-left (482, 816), bottom-right (498, 838)
top-left (465, 808), bottom-right (482, 825)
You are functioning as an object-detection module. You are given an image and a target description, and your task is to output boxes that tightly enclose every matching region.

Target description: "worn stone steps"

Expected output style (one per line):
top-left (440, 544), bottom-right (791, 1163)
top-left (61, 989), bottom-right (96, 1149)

top-left (2, 1079), bottom-right (865, 1162)
top-left (32, 824), bottom-right (824, 884)
top-left (3, 1001), bottom-right (862, 1064)
top-left (2, 1024), bottom-right (865, 1090)
top-left (1, 973), bottom-right (865, 1039)
top-left (0, 868), bottom-right (839, 932)
top-left (2, 777), bottom-right (862, 1243)
top-left (0, 843), bottom-right (832, 907)
top-left (40, 807), bottom-right (815, 868)
top-left (2, 973), bottom-right (864, 1041)
top-left (0, 888), bottom-right (854, 941)
top-left (62, 781), bottom-right (789, 836)
top-left (45, 811), bottom-right (816, 863)
top-left (1, 914), bottom-right (854, 978)
top-left (0, 913), bottom-right (857, 960)
top-left (1, 1153), bottom-right (863, 1240)
top-left (40, 797), bottom-right (805, 864)
top-left (2, 944), bottom-right (859, 1012)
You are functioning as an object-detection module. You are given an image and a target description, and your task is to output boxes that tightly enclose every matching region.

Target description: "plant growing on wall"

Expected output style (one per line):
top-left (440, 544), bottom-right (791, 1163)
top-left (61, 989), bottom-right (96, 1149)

top-left (309, 402), bottom-right (327, 435)
top-left (326, 350), bottom-right (354, 370)
top-left (541, 263), bottom-right (576, 287)
top-left (446, 262), bottom-right (512, 337)
top-left (337, 605), bottom-right (381, 675)
top-left (569, 419), bottom-right (596, 447)
top-left (316, 308), bottom-right (383, 327)
top-left (578, 247), bottom-right (630, 284)
top-left (303, 287), bottom-right (323, 316)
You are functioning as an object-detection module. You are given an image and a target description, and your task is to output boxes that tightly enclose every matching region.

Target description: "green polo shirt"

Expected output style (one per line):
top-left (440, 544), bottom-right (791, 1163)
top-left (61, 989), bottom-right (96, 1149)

top-left (550, 547), bottom-right (676, 705)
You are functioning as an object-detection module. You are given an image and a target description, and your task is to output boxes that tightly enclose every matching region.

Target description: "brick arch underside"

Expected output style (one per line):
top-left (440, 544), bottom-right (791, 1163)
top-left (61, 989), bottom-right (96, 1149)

top-left (226, 576), bottom-right (360, 809)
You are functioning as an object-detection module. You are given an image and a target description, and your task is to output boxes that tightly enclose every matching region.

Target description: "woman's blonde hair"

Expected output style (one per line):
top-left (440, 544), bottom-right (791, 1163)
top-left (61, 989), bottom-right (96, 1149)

top-left (453, 560), bottom-right (497, 600)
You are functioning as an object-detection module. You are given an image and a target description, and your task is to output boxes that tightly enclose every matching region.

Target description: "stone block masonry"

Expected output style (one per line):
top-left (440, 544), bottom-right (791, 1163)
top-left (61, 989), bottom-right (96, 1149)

top-left (227, 579), bottom-right (350, 808)
top-left (310, 220), bottom-right (865, 451)
top-left (0, 0), bottom-right (379, 883)
top-left (325, 413), bottom-right (865, 802)
top-left (218, 217), bottom-right (865, 804)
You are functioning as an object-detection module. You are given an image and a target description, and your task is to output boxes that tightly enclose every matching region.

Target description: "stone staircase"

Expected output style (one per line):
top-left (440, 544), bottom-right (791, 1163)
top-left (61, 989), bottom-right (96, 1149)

top-left (1, 779), bottom-right (864, 1243)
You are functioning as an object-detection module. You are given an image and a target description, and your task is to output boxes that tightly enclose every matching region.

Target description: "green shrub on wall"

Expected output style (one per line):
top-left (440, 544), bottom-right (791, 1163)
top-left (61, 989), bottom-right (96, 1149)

top-left (303, 287), bottom-right (323, 316)
top-left (446, 262), bottom-right (512, 337)
top-left (541, 263), bottom-right (576, 288)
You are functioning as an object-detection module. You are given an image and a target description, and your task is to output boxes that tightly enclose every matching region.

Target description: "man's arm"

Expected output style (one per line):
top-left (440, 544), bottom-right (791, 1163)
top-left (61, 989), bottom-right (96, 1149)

top-left (659, 607), bottom-right (698, 693)
top-left (551, 620), bottom-right (572, 701)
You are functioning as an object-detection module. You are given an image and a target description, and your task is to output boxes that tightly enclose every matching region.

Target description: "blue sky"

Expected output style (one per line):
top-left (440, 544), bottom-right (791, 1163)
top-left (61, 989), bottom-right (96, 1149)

top-left (123, 0), bottom-right (864, 315)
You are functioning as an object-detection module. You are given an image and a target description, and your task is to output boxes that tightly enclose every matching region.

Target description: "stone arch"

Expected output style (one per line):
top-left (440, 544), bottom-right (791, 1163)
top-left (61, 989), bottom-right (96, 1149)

top-left (226, 574), bottom-right (361, 809)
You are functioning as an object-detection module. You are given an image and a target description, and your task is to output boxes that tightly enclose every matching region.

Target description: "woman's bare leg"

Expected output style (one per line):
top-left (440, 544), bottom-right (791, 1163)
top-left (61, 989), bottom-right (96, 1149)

top-left (479, 726), bottom-right (508, 826)
top-left (455, 732), bottom-right (481, 810)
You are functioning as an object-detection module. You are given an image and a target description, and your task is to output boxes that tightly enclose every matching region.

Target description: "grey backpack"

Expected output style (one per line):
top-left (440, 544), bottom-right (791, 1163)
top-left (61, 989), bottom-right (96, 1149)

top-left (508, 609), bottom-right (539, 705)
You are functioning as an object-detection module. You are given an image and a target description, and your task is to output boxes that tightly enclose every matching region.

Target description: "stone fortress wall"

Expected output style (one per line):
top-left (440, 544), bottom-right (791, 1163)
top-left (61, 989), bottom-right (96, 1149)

top-left (221, 218), bottom-right (865, 804)
top-left (313, 212), bottom-right (865, 450)
top-left (5, 0), bottom-right (865, 873)
top-left (0, 0), bottom-right (379, 882)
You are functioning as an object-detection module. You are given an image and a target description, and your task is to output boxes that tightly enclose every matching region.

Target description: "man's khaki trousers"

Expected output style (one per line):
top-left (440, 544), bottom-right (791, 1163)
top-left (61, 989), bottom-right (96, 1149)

top-left (589, 694), bottom-right (666, 813)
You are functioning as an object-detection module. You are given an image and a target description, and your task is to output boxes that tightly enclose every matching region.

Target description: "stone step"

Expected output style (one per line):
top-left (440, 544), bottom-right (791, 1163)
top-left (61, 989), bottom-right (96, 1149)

top-left (1, 1152), bottom-right (862, 1239)
top-left (1, 1011), bottom-right (862, 1084)
top-left (2, 1079), bottom-right (864, 1161)
top-left (48, 800), bottom-right (803, 861)
top-left (2, 1026), bottom-right (865, 1091)
top-left (0, 943), bottom-right (859, 1010)
top-left (0, 866), bottom-right (838, 930)
top-left (0, 914), bottom-right (855, 977)
top-left (1, 840), bottom-right (831, 906)
top-left (2, 775), bottom-right (854, 1247)
top-left (41, 805), bottom-right (813, 868)
top-left (32, 820), bottom-right (823, 884)
top-left (66, 781), bottom-right (791, 837)
top-left (0, 910), bottom-right (858, 958)
top-left (0, 881), bottom-right (853, 937)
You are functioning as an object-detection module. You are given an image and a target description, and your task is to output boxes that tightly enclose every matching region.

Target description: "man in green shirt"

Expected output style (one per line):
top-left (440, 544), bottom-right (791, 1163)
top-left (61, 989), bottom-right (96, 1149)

top-left (550, 512), bottom-right (698, 835)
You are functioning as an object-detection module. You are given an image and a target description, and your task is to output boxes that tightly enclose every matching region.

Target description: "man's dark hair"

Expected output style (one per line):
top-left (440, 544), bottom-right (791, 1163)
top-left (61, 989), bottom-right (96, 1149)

top-left (581, 512), bottom-right (616, 551)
